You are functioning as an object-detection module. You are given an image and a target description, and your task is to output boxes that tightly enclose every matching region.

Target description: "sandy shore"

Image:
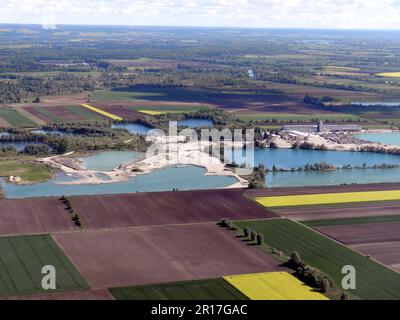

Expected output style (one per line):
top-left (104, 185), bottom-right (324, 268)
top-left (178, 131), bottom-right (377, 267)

top-left (305, 133), bottom-right (400, 152)
top-left (38, 138), bottom-right (249, 189)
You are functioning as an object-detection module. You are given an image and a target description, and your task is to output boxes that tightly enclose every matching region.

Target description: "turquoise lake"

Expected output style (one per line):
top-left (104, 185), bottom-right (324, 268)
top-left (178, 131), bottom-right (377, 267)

top-left (0, 165), bottom-right (238, 198)
top-left (79, 150), bottom-right (143, 171)
top-left (230, 148), bottom-right (400, 187)
top-left (3, 148), bottom-right (400, 198)
top-left (354, 132), bottom-right (400, 146)
top-left (111, 122), bottom-right (151, 135)
top-left (178, 119), bottom-right (213, 128)
top-left (351, 101), bottom-right (400, 106)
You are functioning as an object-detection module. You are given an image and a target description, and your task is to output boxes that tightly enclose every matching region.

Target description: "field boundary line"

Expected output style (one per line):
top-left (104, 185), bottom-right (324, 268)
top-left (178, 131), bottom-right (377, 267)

top-left (50, 234), bottom-right (94, 289)
top-left (291, 219), bottom-right (400, 275)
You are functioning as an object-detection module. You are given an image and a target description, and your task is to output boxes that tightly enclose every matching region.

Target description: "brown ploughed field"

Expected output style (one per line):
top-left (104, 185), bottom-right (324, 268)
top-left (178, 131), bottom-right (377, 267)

top-left (0, 197), bottom-right (77, 236)
top-left (315, 222), bottom-right (400, 271)
top-left (53, 223), bottom-right (285, 288)
top-left (91, 103), bottom-right (143, 119)
top-left (275, 201), bottom-right (400, 221)
top-left (315, 222), bottom-right (400, 245)
top-left (70, 189), bottom-right (276, 230)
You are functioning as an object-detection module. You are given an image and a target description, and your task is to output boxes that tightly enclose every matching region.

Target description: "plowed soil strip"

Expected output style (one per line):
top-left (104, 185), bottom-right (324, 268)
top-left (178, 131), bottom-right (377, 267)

top-left (0, 198), bottom-right (78, 236)
top-left (275, 201), bottom-right (400, 221)
top-left (53, 223), bottom-right (285, 289)
top-left (315, 221), bottom-right (400, 245)
top-left (315, 222), bottom-right (400, 272)
top-left (70, 189), bottom-right (276, 230)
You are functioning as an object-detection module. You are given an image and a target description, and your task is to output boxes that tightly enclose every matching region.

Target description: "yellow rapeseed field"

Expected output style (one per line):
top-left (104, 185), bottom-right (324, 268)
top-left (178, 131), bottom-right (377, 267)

top-left (137, 109), bottom-right (182, 115)
top-left (224, 272), bottom-right (328, 300)
top-left (376, 72), bottom-right (400, 78)
top-left (137, 109), bottom-right (164, 115)
top-left (81, 104), bottom-right (123, 121)
top-left (255, 189), bottom-right (400, 207)
top-left (325, 65), bottom-right (360, 71)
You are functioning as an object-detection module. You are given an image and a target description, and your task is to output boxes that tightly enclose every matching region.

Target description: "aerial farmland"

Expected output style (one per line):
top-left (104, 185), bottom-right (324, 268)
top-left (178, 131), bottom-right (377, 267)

top-left (1, 12), bottom-right (400, 308)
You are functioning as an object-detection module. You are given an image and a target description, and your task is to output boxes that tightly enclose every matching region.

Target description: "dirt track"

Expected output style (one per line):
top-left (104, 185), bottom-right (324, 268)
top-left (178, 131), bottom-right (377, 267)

top-left (53, 223), bottom-right (285, 288)
top-left (71, 189), bottom-right (276, 230)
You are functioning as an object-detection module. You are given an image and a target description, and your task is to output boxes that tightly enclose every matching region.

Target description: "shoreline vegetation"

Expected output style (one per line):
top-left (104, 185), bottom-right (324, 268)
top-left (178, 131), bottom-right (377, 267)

top-left (265, 162), bottom-right (400, 173)
top-left (2, 109), bottom-right (400, 195)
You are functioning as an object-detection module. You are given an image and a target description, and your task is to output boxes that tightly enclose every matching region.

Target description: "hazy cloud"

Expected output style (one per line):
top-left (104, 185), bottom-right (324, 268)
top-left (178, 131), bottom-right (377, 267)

top-left (0, 0), bottom-right (399, 30)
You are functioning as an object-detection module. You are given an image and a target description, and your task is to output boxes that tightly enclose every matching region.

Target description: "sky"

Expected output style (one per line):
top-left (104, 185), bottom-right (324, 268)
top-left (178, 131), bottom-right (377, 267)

top-left (0, 0), bottom-right (400, 30)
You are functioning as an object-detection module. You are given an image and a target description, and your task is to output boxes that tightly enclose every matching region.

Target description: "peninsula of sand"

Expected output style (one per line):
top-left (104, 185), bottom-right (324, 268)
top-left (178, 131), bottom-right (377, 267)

top-left (37, 136), bottom-right (249, 189)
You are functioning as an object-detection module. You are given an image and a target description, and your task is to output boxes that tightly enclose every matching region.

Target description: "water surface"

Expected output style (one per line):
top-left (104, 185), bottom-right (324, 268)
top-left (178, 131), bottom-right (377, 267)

top-left (354, 132), bottom-right (400, 146)
top-left (178, 118), bottom-right (213, 128)
top-left (229, 148), bottom-right (400, 187)
top-left (0, 165), bottom-right (237, 198)
top-left (111, 122), bottom-right (151, 135)
top-left (79, 150), bottom-right (144, 171)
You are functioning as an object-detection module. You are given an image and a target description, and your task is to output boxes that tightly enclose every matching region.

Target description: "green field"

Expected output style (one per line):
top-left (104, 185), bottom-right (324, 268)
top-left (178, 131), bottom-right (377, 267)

top-left (234, 219), bottom-right (400, 300)
top-left (0, 108), bottom-right (36, 127)
top-left (304, 214), bottom-right (400, 227)
top-left (65, 105), bottom-right (104, 120)
top-left (92, 89), bottom-right (166, 102)
top-left (32, 107), bottom-right (62, 122)
top-left (0, 160), bottom-right (53, 183)
top-left (0, 234), bottom-right (88, 296)
top-left (110, 279), bottom-right (248, 300)
top-left (238, 113), bottom-right (365, 122)
top-left (92, 87), bottom-right (208, 103)
top-left (127, 105), bottom-right (208, 113)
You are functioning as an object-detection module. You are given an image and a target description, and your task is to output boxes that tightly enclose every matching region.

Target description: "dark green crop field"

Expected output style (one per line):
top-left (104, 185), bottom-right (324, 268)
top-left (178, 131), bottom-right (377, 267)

top-left (234, 219), bottom-right (400, 300)
top-left (303, 214), bottom-right (400, 227)
top-left (0, 108), bottom-right (36, 127)
top-left (110, 278), bottom-right (247, 300)
top-left (65, 105), bottom-right (104, 120)
top-left (0, 234), bottom-right (88, 297)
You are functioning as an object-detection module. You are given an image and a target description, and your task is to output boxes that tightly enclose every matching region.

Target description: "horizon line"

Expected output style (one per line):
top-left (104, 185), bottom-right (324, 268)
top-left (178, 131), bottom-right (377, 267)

top-left (1, 22), bottom-right (400, 33)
